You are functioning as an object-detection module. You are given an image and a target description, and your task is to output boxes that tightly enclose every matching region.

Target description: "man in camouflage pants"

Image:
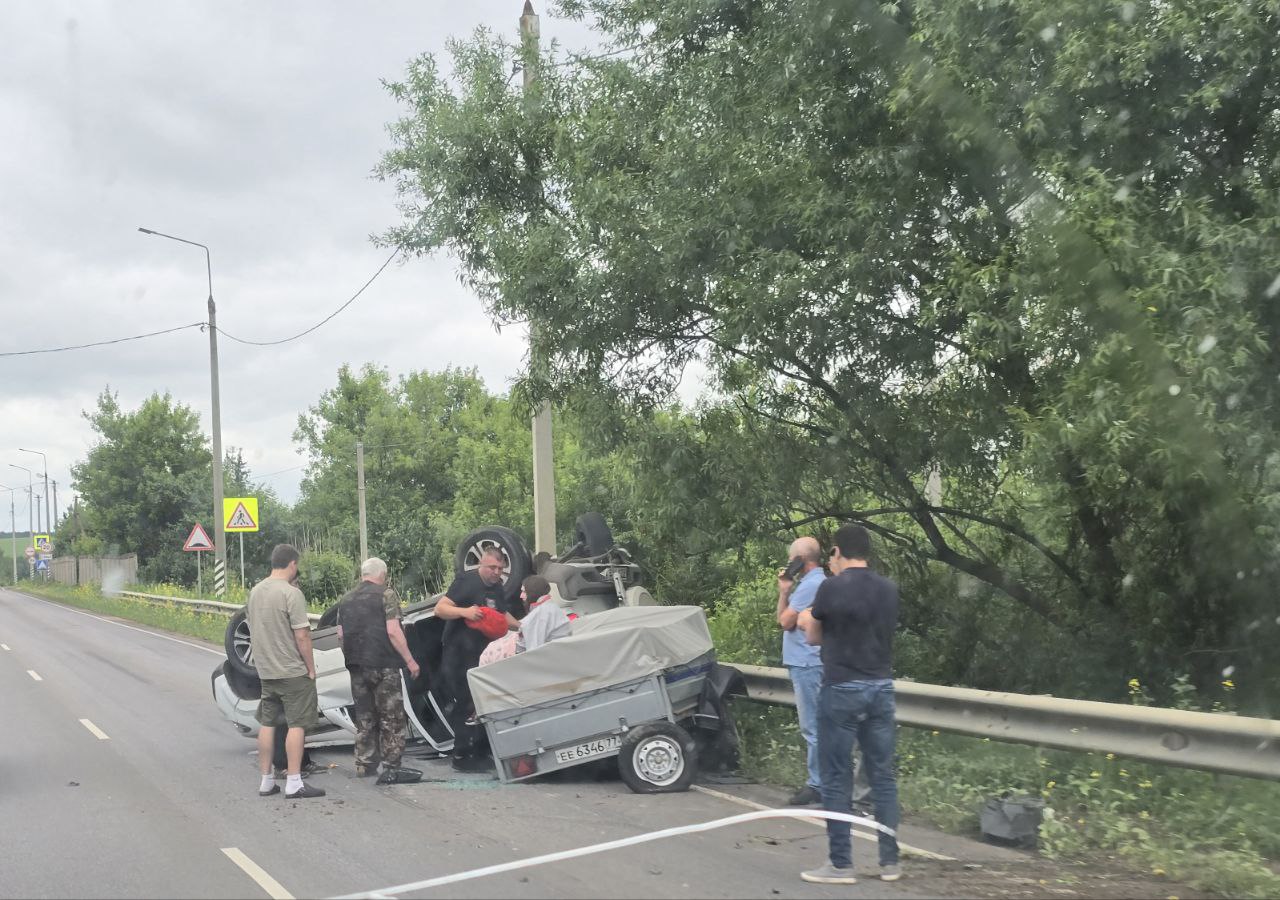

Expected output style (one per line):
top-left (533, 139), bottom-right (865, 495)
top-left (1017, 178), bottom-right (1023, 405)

top-left (336, 557), bottom-right (423, 785)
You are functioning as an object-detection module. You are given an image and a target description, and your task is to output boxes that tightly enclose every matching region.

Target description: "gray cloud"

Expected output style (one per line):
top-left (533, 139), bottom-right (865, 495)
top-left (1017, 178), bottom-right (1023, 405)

top-left (0, 0), bottom-right (596, 514)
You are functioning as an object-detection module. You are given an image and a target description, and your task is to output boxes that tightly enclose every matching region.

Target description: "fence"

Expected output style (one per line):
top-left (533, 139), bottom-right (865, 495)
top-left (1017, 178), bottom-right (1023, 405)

top-left (52, 554), bottom-right (139, 588)
top-left (99, 589), bottom-right (1280, 781)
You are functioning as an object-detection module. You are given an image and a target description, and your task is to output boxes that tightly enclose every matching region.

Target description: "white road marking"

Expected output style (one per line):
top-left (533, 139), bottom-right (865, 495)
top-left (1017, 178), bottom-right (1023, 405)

top-left (1, 643), bottom-right (10, 650)
top-left (27, 669), bottom-right (42, 681)
top-left (221, 848), bottom-right (295, 900)
top-left (10, 590), bottom-right (223, 656)
top-left (79, 718), bottom-right (111, 740)
top-left (689, 784), bottom-right (956, 861)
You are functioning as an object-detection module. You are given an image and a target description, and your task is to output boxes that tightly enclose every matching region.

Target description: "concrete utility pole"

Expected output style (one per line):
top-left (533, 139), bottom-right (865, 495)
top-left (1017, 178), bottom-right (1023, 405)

top-left (34, 496), bottom-right (42, 533)
top-left (521, 0), bottom-right (557, 555)
top-left (0, 483), bottom-right (16, 584)
top-left (18, 449), bottom-right (50, 537)
top-left (52, 480), bottom-right (59, 532)
top-left (356, 441), bottom-right (368, 563)
top-left (139, 227), bottom-right (228, 597)
top-left (10, 465), bottom-right (34, 577)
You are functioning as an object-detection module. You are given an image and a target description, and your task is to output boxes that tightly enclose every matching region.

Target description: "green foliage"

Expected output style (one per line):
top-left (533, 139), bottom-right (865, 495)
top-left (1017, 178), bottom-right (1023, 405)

top-left (377, 0), bottom-right (1280, 707)
top-left (298, 550), bottom-right (358, 609)
top-left (71, 390), bottom-right (210, 567)
top-left (23, 582), bottom-right (229, 644)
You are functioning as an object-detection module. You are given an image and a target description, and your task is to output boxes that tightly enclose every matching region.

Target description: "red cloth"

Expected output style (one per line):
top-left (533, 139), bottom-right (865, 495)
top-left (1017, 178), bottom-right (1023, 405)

top-left (465, 605), bottom-right (510, 640)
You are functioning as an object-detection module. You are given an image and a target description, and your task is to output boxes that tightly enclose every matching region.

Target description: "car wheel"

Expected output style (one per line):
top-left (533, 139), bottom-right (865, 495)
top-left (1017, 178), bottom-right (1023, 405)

top-left (317, 604), bottom-right (341, 629)
top-left (224, 609), bottom-right (257, 679)
top-left (221, 659), bottom-right (262, 701)
top-left (574, 512), bottom-right (614, 558)
top-left (618, 721), bottom-right (698, 794)
top-left (454, 526), bottom-right (532, 604)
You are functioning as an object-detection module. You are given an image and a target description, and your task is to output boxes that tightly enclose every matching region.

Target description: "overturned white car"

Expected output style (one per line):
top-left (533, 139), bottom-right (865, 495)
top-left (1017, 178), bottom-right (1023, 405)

top-left (210, 516), bottom-right (744, 789)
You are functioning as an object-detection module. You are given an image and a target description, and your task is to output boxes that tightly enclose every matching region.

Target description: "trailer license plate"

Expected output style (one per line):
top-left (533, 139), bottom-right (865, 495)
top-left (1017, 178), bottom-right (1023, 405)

top-left (554, 736), bottom-right (621, 765)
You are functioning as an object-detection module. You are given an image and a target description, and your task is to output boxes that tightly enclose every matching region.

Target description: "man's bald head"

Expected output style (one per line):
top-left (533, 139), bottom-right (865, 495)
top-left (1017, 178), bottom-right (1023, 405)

top-left (789, 536), bottom-right (822, 566)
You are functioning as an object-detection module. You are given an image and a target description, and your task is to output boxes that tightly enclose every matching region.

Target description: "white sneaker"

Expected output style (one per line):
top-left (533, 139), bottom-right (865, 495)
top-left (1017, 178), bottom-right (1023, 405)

top-left (880, 863), bottom-right (902, 882)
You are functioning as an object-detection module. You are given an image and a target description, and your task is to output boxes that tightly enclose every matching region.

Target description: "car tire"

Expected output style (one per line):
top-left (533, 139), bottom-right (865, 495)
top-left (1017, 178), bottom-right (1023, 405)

top-left (454, 526), bottom-right (532, 604)
top-left (316, 604), bottom-right (341, 629)
top-left (221, 659), bottom-right (262, 701)
top-left (618, 721), bottom-right (698, 794)
top-left (574, 512), bottom-right (614, 558)
top-left (224, 609), bottom-right (257, 679)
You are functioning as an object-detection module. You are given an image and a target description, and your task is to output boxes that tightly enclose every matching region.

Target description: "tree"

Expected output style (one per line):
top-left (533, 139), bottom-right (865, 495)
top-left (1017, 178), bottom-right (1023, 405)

top-left (376, 0), bottom-right (1280, 703)
top-left (71, 390), bottom-right (211, 580)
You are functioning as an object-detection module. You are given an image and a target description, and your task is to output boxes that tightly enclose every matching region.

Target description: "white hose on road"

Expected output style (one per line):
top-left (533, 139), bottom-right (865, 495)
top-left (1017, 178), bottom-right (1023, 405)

top-left (333, 808), bottom-right (895, 898)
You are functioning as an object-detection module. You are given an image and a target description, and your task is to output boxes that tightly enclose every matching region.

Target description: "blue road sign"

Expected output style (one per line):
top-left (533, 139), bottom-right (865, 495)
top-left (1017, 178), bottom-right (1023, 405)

top-left (34, 558), bottom-right (49, 572)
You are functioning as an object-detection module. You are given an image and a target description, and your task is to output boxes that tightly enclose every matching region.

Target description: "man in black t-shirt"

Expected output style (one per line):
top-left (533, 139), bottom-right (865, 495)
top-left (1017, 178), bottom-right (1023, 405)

top-left (434, 547), bottom-right (520, 771)
top-left (797, 524), bottom-right (902, 885)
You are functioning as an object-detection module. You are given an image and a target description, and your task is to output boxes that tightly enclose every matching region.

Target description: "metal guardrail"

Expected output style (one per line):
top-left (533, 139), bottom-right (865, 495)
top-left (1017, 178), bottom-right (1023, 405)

top-left (113, 589), bottom-right (1278, 780)
top-left (735, 664), bottom-right (1280, 781)
top-left (119, 590), bottom-right (322, 624)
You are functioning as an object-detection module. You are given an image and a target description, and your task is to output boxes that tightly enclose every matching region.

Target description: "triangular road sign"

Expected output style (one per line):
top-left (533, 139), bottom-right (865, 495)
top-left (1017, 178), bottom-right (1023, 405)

top-left (226, 502), bottom-right (257, 530)
top-left (184, 523), bottom-right (214, 552)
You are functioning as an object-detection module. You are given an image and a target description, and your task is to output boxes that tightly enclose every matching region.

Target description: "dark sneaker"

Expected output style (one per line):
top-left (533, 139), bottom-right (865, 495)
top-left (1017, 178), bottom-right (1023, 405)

top-left (450, 754), bottom-right (496, 773)
top-left (376, 765), bottom-right (424, 785)
top-left (788, 785), bottom-right (821, 806)
top-left (880, 864), bottom-right (902, 882)
top-left (285, 783), bottom-right (326, 799)
top-left (258, 784), bottom-right (280, 797)
top-left (801, 864), bottom-right (857, 885)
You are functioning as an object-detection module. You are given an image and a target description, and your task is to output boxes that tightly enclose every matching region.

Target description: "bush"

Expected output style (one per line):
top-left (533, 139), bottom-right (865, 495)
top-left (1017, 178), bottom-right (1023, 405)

top-left (298, 550), bottom-right (357, 609)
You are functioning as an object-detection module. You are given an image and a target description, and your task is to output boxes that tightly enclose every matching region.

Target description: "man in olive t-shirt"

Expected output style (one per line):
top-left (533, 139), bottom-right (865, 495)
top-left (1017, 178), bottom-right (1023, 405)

top-left (246, 544), bottom-right (324, 799)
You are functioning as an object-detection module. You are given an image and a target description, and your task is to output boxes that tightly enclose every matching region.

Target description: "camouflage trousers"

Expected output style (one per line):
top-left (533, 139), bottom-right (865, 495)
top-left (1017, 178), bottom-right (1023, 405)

top-left (349, 665), bottom-right (407, 770)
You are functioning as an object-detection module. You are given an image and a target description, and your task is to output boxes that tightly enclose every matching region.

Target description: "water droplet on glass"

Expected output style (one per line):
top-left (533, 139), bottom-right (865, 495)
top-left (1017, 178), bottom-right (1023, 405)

top-left (1093, 386), bottom-right (1106, 400)
top-left (1168, 384), bottom-right (1181, 396)
top-left (1236, 570), bottom-right (1246, 580)
top-left (1197, 335), bottom-right (1217, 353)
top-left (1223, 665), bottom-right (1236, 678)
top-left (1039, 24), bottom-right (1058, 41)
top-left (1265, 274), bottom-right (1280, 299)
top-left (1120, 1), bottom-right (1137, 21)
top-left (1121, 573), bottom-right (1135, 588)
top-left (1116, 109), bottom-right (1131, 123)
top-left (1226, 394), bottom-right (1241, 410)
top-left (1114, 185), bottom-right (1131, 202)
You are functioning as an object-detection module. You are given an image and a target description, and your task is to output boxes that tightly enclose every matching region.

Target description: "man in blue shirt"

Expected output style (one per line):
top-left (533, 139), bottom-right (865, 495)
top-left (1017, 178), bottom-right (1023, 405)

top-left (776, 536), bottom-right (827, 806)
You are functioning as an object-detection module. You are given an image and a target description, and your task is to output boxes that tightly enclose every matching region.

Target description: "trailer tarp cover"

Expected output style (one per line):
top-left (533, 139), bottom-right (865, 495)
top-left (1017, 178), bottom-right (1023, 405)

top-left (469, 605), bottom-right (713, 716)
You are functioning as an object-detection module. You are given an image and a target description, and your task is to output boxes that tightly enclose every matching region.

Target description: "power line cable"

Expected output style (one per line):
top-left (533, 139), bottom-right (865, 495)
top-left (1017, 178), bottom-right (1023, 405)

top-left (0, 322), bottom-right (207, 358)
top-left (216, 248), bottom-right (401, 347)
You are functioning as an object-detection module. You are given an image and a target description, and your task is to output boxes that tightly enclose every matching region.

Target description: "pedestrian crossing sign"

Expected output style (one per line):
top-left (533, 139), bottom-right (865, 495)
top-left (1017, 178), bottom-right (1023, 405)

top-left (223, 497), bottom-right (260, 532)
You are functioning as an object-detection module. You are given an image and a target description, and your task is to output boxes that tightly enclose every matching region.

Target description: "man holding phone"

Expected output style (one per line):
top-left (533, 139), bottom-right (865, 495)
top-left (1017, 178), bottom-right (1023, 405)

top-left (776, 535), bottom-right (826, 806)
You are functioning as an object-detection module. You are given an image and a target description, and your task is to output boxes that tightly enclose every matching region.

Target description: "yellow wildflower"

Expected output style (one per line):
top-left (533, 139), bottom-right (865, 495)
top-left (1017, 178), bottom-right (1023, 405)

top-left (1090, 771), bottom-right (1101, 778)
top-left (1119, 769), bottom-right (1129, 777)
top-left (1106, 753), bottom-right (1116, 760)
top-left (1222, 679), bottom-right (1235, 690)
top-left (1139, 780), bottom-right (1153, 789)
top-left (1046, 781), bottom-right (1056, 789)
top-left (1139, 811), bottom-right (1150, 820)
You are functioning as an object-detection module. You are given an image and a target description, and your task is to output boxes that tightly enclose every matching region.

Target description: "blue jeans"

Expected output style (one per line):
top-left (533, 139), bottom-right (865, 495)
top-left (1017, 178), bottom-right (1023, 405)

top-left (787, 665), bottom-right (823, 790)
top-left (818, 679), bottom-right (899, 868)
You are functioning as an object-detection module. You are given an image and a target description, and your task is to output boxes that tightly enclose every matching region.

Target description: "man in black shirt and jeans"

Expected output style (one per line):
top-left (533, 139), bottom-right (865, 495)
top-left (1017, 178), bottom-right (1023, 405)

top-left (435, 547), bottom-right (520, 771)
top-left (798, 524), bottom-right (901, 885)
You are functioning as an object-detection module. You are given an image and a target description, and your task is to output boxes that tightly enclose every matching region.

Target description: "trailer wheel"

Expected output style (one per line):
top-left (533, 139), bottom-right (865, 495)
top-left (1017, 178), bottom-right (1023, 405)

top-left (618, 721), bottom-right (698, 794)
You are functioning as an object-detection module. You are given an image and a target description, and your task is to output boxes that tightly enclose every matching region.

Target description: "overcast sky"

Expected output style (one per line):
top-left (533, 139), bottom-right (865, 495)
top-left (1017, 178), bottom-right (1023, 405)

top-left (0, 1), bottom-right (600, 526)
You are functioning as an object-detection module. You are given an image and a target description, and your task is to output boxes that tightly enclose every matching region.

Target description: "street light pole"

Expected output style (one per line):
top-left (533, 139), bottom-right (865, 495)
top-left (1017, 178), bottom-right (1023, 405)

top-left (521, 1), bottom-right (557, 555)
top-left (139, 227), bottom-right (228, 598)
top-left (17, 449), bottom-right (50, 537)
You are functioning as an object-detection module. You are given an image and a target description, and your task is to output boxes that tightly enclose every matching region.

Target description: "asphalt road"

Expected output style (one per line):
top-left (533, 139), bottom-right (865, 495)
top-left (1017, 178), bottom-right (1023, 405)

top-left (0, 587), bottom-right (1102, 900)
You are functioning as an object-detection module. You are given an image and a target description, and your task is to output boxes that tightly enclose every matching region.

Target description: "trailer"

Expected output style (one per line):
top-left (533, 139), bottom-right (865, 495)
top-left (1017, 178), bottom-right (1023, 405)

top-left (468, 605), bottom-right (738, 793)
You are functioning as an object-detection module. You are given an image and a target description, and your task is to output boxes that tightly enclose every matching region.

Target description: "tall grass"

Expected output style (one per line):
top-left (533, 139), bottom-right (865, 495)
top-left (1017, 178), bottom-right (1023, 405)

top-left (709, 590), bottom-right (1280, 899)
